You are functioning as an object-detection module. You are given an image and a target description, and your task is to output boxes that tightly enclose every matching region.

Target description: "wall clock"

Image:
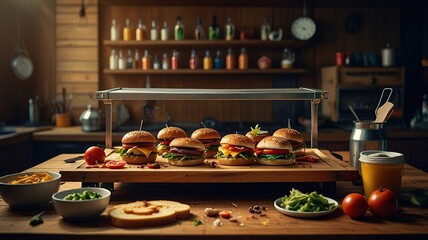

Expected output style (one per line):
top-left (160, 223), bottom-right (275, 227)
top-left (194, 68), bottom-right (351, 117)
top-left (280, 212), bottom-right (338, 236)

top-left (291, 0), bottom-right (316, 41)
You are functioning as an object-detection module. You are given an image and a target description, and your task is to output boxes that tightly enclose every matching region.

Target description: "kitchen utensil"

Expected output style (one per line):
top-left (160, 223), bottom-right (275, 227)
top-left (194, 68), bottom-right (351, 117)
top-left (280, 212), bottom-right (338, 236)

top-left (11, 2), bottom-right (33, 80)
top-left (375, 101), bottom-right (394, 123)
top-left (80, 105), bottom-right (104, 132)
top-left (348, 105), bottom-right (360, 121)
top-left (375, 88), bottom-right (393, 116)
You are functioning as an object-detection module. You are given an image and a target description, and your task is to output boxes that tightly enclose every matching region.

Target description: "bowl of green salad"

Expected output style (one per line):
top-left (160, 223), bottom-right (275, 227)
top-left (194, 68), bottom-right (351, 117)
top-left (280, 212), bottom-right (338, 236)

top-left (52, 187), bottom-right (111, 221)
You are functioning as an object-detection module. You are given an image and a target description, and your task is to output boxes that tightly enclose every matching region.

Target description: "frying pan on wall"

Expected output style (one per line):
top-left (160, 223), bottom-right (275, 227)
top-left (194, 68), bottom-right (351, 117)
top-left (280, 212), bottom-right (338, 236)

top-left (11, 2), bottom-right (33, 80)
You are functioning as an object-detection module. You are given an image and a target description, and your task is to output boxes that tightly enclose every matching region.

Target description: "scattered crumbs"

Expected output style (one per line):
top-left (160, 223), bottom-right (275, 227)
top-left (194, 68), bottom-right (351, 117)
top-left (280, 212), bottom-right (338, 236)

top-left (208, 161), bottom-right (218, 168)
top-left (262, 219), bottom-right (270, 226)
top-left (260, 213), bottom-right (267, 217)
top-left (231, 203), bottom-right (238, 208)
top-left (229, 217), bottom-right (239, 223)
top-left (213, 219), bottom-right (222, 227)
top-left (251, 215), bottom-right (258, 220)
top-left (239, 222), bottom-right (245, 227)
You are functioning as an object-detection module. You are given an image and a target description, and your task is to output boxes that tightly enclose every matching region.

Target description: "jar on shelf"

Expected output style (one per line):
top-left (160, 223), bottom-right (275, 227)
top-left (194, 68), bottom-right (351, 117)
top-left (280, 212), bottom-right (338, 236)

top-left (214, 50), bottom-right (223, 69)
top-left (136, 19), bottom-right (146, 41)
top-left (150, 20), bottom-right (158, 40)
top-left (174, 16), bottom-right (184, 40)
top-left (162, 53), bottom-right (169, 70)
top-left (226, 48), bottom-right (235, 70)
top-left (109, 49), bottom-right (118, 70)
top-left (133, 49), bottom-right (140, 69)
top-left (127, 49), bottom-right (133, 69)
top-left (260, 16), bottom-right (271, 41)
top-left (171, 50), bottom-right (179, 69)
top-left (224, 16), bottom-right (235, 41)
top-left (110, 19), bottom-right (119, 41)
top-left (194, 17), bottom-right (205, 40)
top-left (161, 21), bottom-right (169, 41)
top-left (153, 54), bottom-right (160, 70)
top-left (281, 48), bottom-right (295, 69)
top-left (203, 50), bottom-right (213, 70)
top-left (123, 18), bottom-right (132, 41)
top-left (142, 50), bottom-right (152, 70)
top-left (238, 48), bottom-right (248, 70)
top-left (118, 50), bottom-right (126, 70)
top-left (189, 49), bottom-right (200, 70)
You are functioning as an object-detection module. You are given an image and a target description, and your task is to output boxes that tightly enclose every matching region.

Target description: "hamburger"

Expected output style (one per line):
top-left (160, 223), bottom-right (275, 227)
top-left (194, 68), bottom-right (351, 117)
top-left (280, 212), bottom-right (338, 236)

top-left (273, 128), bottom-right (305, 154)
top-left (162, 137), bottom-right (205, 166)
top-left (119, 130), bottom-right (158, 164)
top-left (157, 127), bottom-right (187, 156)
top-left (245, 124), bottom-right (269, 146)
top-left (255, 136), bottom-right (296, 166)
top-left (215, 134), bottom-right (255, 166)
top-left (191, 128), bottom-right (221, 158)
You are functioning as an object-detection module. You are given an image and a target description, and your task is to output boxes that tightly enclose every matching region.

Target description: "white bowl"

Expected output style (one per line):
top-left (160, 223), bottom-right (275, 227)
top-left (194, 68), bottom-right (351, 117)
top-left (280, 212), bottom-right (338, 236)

top-left (0, 171), bottom-right (61, 209)
top-left (52, 187), bottom-right (111, 221)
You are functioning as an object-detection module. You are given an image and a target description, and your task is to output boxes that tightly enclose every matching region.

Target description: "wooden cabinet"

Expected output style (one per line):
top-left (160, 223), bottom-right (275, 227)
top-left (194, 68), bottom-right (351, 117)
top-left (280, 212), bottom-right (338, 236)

top-left (321, 66), bottom-right (405, 122)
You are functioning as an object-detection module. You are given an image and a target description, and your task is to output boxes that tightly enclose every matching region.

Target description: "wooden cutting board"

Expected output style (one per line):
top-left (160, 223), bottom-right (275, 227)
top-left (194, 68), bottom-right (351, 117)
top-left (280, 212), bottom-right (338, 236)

top-left (59, 149), bottom-right (359, 183)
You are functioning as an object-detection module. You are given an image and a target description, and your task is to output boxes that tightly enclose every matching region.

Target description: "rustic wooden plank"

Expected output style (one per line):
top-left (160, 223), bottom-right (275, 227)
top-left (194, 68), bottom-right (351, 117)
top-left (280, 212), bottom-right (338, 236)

top-left (56, 47), bottom-right (98, 61)
top-left (56, 25), bottom-right (98, 40)
top-left (56, 5), bottom-right (98, 14)
top-left (57, 61), bottom-right (98, 72)
top-left (57, 72), bottom-right (98, 82)
top-left (56, 0), bottom-right (98, 6)
top-left (57, 39), bottom-right (98, 47)
top-left (56, 82), bottom-right (98, 94)
top-left (56, 13), bottom-right (98, 24)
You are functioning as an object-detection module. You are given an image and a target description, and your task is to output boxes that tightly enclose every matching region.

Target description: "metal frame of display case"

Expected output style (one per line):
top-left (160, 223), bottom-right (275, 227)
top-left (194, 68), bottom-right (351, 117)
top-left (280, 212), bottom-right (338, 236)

top-left (96, 87), bottom-right (329, 149)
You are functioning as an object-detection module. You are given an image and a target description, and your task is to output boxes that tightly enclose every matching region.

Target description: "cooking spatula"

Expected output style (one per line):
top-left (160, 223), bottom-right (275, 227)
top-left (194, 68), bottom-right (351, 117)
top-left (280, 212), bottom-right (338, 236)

top-left (375, 101), bottom-right (394, 123)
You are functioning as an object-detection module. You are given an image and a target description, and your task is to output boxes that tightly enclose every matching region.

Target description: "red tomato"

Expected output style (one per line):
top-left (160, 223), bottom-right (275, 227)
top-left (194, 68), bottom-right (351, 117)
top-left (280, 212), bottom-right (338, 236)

top-left (341, 193), bottom-right (368, 219)
top-left (105, 160), bottom-right (126, 169)
top-left (223, 144), bottom-right (251, 153)
top-left (219, 210), bottom-right (232, 219)
top-left (368, 187), bottom-right (397, 218)
top-left (260, 149), bottom-right (290, 155)
top-left (84, 146), bottom-right (106, 165)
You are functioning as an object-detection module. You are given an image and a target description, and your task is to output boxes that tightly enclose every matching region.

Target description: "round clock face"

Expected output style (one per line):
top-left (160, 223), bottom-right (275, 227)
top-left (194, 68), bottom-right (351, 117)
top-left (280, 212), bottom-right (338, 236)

top-left (291, 16), bottom-right (316, 41)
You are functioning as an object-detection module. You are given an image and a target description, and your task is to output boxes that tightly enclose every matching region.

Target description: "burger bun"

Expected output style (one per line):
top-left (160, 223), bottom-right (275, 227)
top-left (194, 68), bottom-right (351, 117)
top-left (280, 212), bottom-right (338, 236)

top-left (217, 157), bottom-right (255, 166)
top-left (220, 134), bottom-right (254, 149)
top-left (191, 128), bottom-right (220, 140)
top-left (157, 127), bottom-right (187, 139)
top-left (169, 137), bottom-right (205, 151)
top-left (122, 130), bottom-right (156, 144)
top-left (272, 128), bottom-right (303, 143)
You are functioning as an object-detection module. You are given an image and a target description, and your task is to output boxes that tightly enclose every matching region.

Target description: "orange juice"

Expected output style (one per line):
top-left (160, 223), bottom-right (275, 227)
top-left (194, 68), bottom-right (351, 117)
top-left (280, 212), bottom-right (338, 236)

top-left (359, 150), bottom-right (404, 200)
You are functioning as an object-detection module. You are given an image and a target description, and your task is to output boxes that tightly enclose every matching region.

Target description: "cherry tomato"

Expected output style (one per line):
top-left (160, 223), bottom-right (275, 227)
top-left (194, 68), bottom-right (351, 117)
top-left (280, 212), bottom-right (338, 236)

top-left (147, 163), bottom-right (161, 169)
top-left (341, 193), bottom-right (368, 219)
top-left (84, 146), bottom-right (106, 165)
top-left (105, 160), bottom-right (126, 169)
top-left (219, 210), bottom-right (232, 219)
top-left (368, 187), bottom-right (397, 218)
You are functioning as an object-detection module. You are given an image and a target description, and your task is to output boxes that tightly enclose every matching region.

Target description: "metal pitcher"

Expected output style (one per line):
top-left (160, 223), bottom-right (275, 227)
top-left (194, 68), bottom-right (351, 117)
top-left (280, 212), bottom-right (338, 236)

top-left (349, 121), bottom-right (388, 173)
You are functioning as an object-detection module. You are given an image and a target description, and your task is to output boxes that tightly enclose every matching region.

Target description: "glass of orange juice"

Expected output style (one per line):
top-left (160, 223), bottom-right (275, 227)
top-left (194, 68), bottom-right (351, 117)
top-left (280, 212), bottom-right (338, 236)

top-left (359, 150), bottom-right (404, 200)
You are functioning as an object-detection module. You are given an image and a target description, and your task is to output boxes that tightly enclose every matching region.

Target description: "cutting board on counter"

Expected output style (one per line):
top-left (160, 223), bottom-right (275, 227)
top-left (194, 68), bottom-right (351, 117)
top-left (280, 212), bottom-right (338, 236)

top-left (59, 149), bottom-right (359, 183)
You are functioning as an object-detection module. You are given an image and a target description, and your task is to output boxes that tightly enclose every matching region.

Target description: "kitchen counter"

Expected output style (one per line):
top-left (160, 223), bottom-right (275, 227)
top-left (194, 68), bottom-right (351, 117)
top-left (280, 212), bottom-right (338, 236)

top-left (0, 152), bottom-right (427, 239)
top-left (0, 126), bottom-right (52, 148)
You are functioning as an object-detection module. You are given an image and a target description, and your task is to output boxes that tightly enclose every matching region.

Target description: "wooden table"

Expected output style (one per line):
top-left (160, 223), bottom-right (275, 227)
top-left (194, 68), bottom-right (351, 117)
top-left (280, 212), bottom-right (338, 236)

top-left (1, 152), bottom-right (427, 240)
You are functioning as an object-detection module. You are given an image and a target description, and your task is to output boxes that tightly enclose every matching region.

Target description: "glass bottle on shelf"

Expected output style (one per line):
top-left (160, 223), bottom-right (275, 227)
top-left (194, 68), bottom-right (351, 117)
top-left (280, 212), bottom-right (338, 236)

top-left (162, 53), bottom-right (169, 70)
top-left (224, 16), bottom-right (235, 41)
top-left (208, 15), bottom-right (220, 40)
top-left (260, 16), bottom-right (271, 41)
top-left (118, 50), bottom-right (126, 70)
top-left (123, 18), bottom-right (132, 41)
top-left (109, 49), bottom-right (118, 70)
top-left (203, 50), bottom-right (213, 70)
top-left (110, 19), bottom-right (119, 41)
top-left (136, 19), bottom-right (146, 41)
top-left (281, 48), bottom-right (295, 69)
top-left (150, 20), bottom-right (158, 40)
top-left (238, 48), bottom-right (248, 70)
top-left (142, 50), bottom-right (152, 70)
top-left (214, 50), bottom-right (223, 69)
top-left (133, 49), bottom-right (140, 69)
top-left (127, 49), bottom-right (133, 69)
top-left (174, 16), bottom-right (184, 40)
top-left (194, 17), bottom-right (205, 40)
top-left (171, 50), bottom-right (179, 69)
top-left (153, 54), bottom-right (160, 70)
top-left (161, 21), bottom-right (169, 41)
top-left (189, 49), bottom-right (200, 70)
top-left (226, 48), bottom-right (235, 70)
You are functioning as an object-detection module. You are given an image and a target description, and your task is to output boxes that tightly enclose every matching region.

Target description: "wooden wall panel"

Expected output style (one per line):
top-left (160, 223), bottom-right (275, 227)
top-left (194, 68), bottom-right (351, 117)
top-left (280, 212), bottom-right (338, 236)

top-left (56, 0), bottom-right (99, 124)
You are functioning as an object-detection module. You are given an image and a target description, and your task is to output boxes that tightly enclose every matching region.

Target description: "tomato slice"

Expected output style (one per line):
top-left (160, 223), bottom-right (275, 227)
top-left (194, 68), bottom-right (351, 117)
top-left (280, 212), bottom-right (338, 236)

top-left (259, 149), bottom-right (290, 155)
top-left (105, 160), bottom-right (126, 169)
top-left (223, 144), bottom-right (251, 153)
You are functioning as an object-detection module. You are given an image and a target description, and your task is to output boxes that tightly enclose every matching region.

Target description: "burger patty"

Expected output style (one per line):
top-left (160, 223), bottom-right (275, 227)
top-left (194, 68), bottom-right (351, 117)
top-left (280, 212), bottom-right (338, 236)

top-left (169, 147), bottom-right (204, 156)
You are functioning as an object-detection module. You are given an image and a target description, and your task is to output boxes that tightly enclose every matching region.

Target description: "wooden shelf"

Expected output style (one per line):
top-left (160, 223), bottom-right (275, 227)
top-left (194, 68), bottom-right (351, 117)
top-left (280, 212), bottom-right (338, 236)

top-left (103, 68), bottom-right (307, 75)
top-left (103, 39), bottom-right (307, 49)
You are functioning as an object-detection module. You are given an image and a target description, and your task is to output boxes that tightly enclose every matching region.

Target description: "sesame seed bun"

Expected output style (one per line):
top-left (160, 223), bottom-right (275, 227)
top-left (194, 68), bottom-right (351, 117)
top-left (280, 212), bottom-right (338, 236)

top-left (256, 136), bottom-right (292, 150)
top-left (157, 127), bottom-right (187, 139)
top-left (191, 128), bottom-right (221, 140)
top-left (122, 130), bottom-right (156, 144)
top-left (220, 134), bottom-right (254, 149)
top-left (217, 157), bottom-right (255, 166)
top-left (169, 137), bottom-right (205, 152)
top-left (273, 128), bottom-right (303, 143)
